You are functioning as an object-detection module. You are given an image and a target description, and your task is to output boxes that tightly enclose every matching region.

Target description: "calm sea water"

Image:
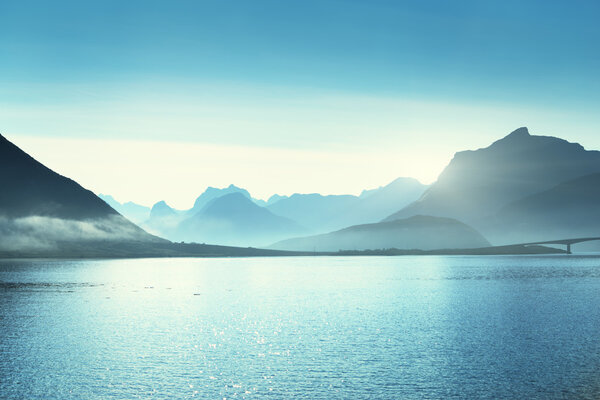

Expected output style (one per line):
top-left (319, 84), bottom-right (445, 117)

top-left (1, 255), bottom-right (599, 399)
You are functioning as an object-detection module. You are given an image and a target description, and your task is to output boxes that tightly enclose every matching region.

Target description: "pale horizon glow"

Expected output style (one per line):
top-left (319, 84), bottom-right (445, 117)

top-left (6, 87), bottom-right (600, 209)
top-left (8, 134), bottom-right (450, 209)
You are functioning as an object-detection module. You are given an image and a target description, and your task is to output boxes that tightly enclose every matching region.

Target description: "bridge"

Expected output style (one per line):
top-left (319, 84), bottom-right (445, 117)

top-left (521, 237), bottom-right (600, 254)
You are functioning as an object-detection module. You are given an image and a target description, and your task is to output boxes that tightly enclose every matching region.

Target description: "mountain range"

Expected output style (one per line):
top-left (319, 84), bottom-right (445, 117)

top-left (136, 186), bottom-right (309, 246)
top-left (267, 177), bottom-right (427, 233)
top-left (99, 127), bottom-right (600, 251)
top-left (383, 127), bottom-right (600, 247)
top-left (175, 193), bottom-right (306, 246)
top-left (110, 177), bottom-right (428, 246)
top-left (3, 126), bottom-right (600, 255)
top-left (0, 134), bottom-right (307, 258)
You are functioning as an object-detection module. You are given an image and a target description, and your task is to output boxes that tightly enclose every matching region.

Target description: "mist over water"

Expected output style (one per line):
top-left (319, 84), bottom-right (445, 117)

top-left (1, 256), bottom-right (599, 399)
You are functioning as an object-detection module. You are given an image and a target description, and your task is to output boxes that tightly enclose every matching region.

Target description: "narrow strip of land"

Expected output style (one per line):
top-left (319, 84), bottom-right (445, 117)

top-left (519, 237), bottom-right (600, 254)
top-left (0, 241), bottom-right (568, 259)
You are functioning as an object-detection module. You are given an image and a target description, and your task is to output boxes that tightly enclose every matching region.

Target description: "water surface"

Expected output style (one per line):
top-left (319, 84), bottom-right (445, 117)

top-left (1, 255), bottom-right (599, 399)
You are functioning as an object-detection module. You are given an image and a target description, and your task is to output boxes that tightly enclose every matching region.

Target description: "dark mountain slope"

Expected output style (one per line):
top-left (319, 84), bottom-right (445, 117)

top-left (0, 134), bottom-right (121, 220)
top-left (0, 134), bottom-right (163, 255)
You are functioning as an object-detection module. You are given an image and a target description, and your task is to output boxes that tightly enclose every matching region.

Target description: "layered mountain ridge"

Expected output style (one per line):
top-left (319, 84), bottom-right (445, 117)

top-left (5, 125), bottom-right (599, 255)
top-left (384, 127), bottom-right (600, 246)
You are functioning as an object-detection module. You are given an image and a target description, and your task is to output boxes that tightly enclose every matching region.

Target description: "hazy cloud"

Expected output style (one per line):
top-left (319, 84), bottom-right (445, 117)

top-left (0, 215), bottom-right (145, 251)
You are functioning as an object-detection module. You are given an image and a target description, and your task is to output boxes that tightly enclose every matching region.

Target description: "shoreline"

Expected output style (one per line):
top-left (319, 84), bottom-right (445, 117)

top-left (0, 243), bottom-right (567, 260)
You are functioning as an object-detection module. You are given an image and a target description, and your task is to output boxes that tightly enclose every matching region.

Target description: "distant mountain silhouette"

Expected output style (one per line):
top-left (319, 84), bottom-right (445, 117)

top-left (266, 194), bottom-right (288, 205)
top-left (101, 184), bottom-right (275, 241)
top-left (267, 193), bottom-right (359, 232)
top-left (98, 194), bottom-right (151, 224)
top-left (384, 128), bottom-right (600, 228)
top-left (139, 178), bottom-right (425, 243)
top-left (269, 215), bottom-right (490, 252)
top-left (486, 173), bottom-right (600, 245)
top-left (176, 192), bottom-right (306, 246)
top-left (149, 200), bottom-right (177, 218)
top-left (0, 134), bottom-right (163, 254)
top-left (188, 184), bottom-right (261, 215)
top-left (141, 200), bottom-right (183, 237)
top-left (349, 177), bottom-right (428, 225)
top-left (267, 178), bottom-right (427, 233)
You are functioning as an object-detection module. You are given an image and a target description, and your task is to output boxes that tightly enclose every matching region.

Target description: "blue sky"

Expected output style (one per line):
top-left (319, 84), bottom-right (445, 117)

top-left (1, 0), bottom-right (600, 206)
top-left (3, 0), bottom-right (599, 101)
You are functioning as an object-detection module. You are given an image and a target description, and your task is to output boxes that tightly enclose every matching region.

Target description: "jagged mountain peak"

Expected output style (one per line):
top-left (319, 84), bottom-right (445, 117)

top-left (150, 200), bottom-right (176, 218)
top-left (505, 126), bottom-right (529, 138)
top-left (191, 184), bottom-right (252, 212)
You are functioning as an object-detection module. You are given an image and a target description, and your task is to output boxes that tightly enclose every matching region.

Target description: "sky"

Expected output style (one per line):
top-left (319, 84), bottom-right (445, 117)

top-left (1, 0), bottom-right (600, 208)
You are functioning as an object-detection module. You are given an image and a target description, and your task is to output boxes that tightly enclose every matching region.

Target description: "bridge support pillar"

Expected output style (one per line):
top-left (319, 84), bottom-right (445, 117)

top-left (566, 243), bottom-right (572, 254)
